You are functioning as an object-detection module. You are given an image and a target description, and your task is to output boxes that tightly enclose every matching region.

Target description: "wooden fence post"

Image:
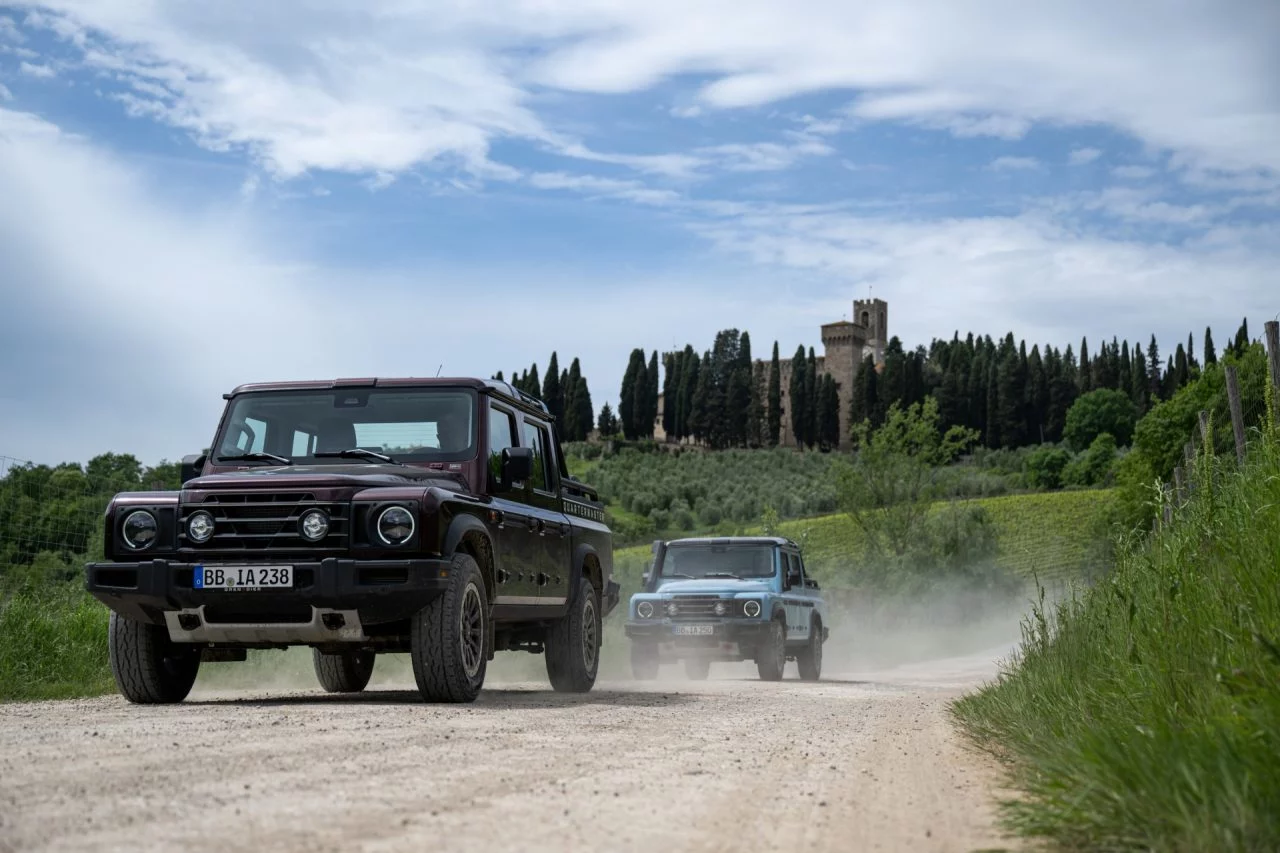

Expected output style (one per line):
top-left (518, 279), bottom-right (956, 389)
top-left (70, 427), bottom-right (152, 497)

top-left (1225, 365), bottom-right (1247, 465)
top-left (1266, 320), bottom-right (1280, 422)
top-left (1198, 409), bottom-right (1211, 444)
top-left (1162, 484), bottom-right (1173, 526)
top-left (1173, 466), bottom-right (1186, 506)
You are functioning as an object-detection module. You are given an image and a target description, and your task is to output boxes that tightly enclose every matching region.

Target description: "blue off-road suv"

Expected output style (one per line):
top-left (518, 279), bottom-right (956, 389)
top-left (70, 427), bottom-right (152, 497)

top-left (623, 536), bottom-right (828, 681)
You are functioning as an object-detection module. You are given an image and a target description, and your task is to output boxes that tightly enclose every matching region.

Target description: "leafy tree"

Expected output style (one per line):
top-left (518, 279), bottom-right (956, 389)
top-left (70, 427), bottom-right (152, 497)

top-left (1024, 446), bottom-right (1072, 490)
top-left (1063, 388), bottom-right (1138, 451)
top-left (834, 397), bottom-right (980, 558)
top-left (767, 342), bottom-right (782, 446)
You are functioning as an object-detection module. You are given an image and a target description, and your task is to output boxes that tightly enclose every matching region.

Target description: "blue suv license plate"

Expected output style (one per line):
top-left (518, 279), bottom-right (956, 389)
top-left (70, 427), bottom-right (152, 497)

top-left (193, 565), bottom-right (293, 590)
top-left (673, 624), bottom-right (714, 636)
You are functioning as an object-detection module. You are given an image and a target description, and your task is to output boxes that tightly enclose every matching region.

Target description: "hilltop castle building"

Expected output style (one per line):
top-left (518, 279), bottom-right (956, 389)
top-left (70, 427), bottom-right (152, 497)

top-left (653, 297), bottom-right (889, 449)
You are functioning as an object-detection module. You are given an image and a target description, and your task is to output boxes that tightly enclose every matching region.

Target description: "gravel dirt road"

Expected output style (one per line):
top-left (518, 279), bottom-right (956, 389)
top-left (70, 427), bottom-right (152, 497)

top-left (0, 647), bottom-right (1020, 853)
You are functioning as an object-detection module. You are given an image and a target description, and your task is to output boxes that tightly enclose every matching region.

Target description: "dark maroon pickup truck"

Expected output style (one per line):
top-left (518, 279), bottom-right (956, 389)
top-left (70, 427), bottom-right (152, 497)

top-left (85, 377), bottom-right (617, 704)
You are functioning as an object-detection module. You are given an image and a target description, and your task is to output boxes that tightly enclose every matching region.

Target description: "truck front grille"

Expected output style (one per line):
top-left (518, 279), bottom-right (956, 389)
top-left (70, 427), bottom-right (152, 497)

top-left (179, 492), bottom-right (349, 554)
top-left (669, 595), bottom-right (728, 619)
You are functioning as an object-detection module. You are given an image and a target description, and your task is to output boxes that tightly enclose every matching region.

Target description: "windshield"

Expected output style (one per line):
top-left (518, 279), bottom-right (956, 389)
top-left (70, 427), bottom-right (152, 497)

top-left (213, 388), bottom-right (476, 465)
top-left (660, 543), bottom-right (777, 579)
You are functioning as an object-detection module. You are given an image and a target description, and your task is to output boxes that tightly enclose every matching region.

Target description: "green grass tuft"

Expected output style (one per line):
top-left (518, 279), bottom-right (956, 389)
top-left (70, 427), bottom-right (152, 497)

top-left (0, 583), bottom-right (114, 701)
top-left (952, 438), bottom-right (1280, 852)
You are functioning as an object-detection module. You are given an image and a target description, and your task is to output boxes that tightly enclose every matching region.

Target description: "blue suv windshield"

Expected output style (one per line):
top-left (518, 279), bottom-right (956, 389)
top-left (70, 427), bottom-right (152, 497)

top-left (660, 543), bottom-right (775, 579)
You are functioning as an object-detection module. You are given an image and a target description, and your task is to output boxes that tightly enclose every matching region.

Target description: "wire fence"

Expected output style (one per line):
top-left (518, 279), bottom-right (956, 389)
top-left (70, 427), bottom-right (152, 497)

top-left (1154, 320), bottom-right (1280, 532)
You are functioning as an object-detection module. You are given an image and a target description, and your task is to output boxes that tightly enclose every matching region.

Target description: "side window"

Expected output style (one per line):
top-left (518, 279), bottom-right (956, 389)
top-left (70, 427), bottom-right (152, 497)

top-left (488, 405), bottom-right (517, 490)
top-left (521, 420), bottom-right (552, 492)
top-left (785, 553), bottom-right (801, 584)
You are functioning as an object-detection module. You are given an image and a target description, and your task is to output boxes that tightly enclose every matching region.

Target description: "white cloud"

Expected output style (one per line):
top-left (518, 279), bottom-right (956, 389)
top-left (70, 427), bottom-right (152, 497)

top-left (19, 61), bottom-right (55, 78)
top-left (670, 105), bottom-right (702, 118)
top-left (0, 84), bottom-right (11, 101)
top-left (0, 106), bottom-right (766, 464)
top-left (1112, 165), bottom-right (1157, 180)
top-left (17, 0), bottom-right (1280, 185)
top-left (0, 15), bottom-right (23, 42)
top-left (1069, 147), bottom-right (1102, 166)
top-left (527, 171), bottom-right (680, 205)
top-left (987, 156), bottom-right (1041, 171)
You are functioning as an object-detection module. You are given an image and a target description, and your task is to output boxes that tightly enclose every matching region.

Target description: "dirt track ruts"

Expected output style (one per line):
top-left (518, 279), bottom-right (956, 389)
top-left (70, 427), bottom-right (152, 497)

top-left (0, 651), bottom-right (1019, 853)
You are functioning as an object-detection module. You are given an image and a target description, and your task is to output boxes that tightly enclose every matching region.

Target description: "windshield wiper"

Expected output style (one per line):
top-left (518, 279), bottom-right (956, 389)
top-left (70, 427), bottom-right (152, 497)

top-left (702, 572), bottom-right (745, 580)
top-left (313, 448), bottom-right (398, 464)
top-left (216, 452), bottom-right (292, 465)
top-left (661, 572), bottom-right (695, 579)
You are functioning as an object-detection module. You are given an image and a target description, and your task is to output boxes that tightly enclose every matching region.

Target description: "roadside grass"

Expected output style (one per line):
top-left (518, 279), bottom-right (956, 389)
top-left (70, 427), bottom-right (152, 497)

top-left (0, 582), bottom-right (113, 701)
top-left (951, 436), bottom-right (1280, 851)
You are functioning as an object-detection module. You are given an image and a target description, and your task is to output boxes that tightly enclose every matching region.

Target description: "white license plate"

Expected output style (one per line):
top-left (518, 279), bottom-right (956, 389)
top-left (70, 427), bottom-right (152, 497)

top-left (193, 565), bottom-right (293, 590)
top-left (673, 624), bottom-right (714, 636)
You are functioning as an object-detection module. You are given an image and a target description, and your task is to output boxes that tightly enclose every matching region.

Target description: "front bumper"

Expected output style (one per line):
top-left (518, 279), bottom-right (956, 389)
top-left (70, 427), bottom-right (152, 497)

top-left (624, 619), bottom-right (770, 644)
top-left (85, 557), bottom-right (454, 642)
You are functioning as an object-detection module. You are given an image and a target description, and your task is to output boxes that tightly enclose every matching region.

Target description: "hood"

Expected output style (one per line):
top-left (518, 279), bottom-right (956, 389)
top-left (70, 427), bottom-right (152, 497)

top-left (651, 578), bottom-right (775, 596)
top-left (186, 464), bottom-right (468, 491)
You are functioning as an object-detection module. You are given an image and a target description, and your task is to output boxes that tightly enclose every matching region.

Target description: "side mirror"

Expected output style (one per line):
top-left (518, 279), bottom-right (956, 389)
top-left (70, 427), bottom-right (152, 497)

top-left (180, 453), bottom-right (207, 485)
top-left (500, 446), bottom-right (534, 490)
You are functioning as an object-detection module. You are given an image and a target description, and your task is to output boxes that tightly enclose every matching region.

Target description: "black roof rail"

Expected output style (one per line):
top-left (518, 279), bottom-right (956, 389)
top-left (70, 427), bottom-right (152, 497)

top-left (483, 379), bottom-right (552, 416)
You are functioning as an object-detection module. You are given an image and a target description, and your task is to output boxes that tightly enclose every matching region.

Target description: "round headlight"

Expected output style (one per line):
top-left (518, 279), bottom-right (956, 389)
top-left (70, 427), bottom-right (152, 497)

top-left (376, 506), bottom-right (415, 545)
top-left (121, 510), bottom-right (158, 550)
top-left (714, 601), bottom-right (727, 616)
top-left (300, 509), bottom-right (329, 542)
top-left (637, 600), bottom-right (654, 619)
top-left (187, 511), bottom-right (215, 544)
top-left (743, 599), bottom-right (762, 618)
top-left (666, 601), bottom-right (679, 617)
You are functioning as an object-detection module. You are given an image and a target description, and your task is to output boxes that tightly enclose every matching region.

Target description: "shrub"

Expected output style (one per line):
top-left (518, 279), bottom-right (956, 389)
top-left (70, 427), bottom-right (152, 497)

top-left (1063, 388), bottom-right (1138, 451)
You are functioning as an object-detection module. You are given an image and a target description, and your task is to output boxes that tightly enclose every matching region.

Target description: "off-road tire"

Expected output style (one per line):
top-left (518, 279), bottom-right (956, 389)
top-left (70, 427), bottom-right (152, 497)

top-left (797, 618), bottom-right (823, 681)
top-left (684, 657), bottom-right (711, 680)
top-left (631, 643), bottom-right (659, 680)
top-left (409, 552), bottom-right (488, 703)
top-left (545, 576), bottom-right (600, 693)
top-left (312, 649), bottom-right (376, 693)
top-left (108, 611), bottom-right (201, 704)
top-left (755, 617), bottom-right (786, 682)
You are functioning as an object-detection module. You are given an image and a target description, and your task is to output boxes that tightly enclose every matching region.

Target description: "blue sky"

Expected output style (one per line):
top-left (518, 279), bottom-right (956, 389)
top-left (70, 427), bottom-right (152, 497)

top-left (0, 0), bottom-right (1277, 466)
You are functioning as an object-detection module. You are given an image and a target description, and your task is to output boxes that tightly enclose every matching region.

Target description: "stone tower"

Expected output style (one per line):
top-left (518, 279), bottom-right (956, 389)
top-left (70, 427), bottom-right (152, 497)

top-left (854, 298), bottom-right (888, 364)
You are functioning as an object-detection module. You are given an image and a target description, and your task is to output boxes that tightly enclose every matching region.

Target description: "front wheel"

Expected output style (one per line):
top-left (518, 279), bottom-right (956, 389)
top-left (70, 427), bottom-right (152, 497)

top-left (755, 618), bottom-right (786, 682)
top-left (409, 552), bottom-right (489, 703)
top-left (797, 619), bottom-right (823, 681)
top-left (313, 649), bottom-right (376, 693)
top-left (545, 577), bottom-right (600, 693)
top-left (108, 612), bottom-right (201, 704)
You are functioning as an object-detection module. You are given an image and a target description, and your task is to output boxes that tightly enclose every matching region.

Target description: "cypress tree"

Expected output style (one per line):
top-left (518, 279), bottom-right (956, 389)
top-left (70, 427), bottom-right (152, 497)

top-left (1079, 337), bottom-right (1092, 393)
top-left (1119, 341), bottom-right (1132, 399)
top-left (997, 341), bottom-right (1026, 448)
top-left (1147, 335), bottom-right (1161, 400)
top-left (597, 403), bottom-right (617, 437)
top-left (645, 351), bottom-right (659, 438)
top-left (1204, 327), bottom-right (1217, 365)
top-left (661, 352), bottom-right (678, 439)
top-left (985, 358), bottom-right (1000, 449)
top-left (690, 350), bottom-right (713, 443)
top-left (1234, 317), bottom-right (1249, 356)
top-left (804, 347), bottom-right (818, 449)
top-left (542, 352), bottom-right (562, 423)
top-left (1027, 344), bottom-right (1048, 445)
top-left (1174, 343), bottom-right (1189, 390)
top-left (527, 364), bottom-right (540, 399)
top-left (1129, 342), bottom-right (1148, 412)
top-left (678, 347), bottom-right (698, 441)
top-left (766, 342), bottom-right (782, 447)
top-left (1187, 332), bottom-right (1197, 370)
top-left (789, 345), bottom-right (806, 448)
top-left (493, 371), bottom-right (504, 382)
top-left (619, 349), bottom-right (643, 439)
top-left (1046, 346), bottom-right (1074, 443)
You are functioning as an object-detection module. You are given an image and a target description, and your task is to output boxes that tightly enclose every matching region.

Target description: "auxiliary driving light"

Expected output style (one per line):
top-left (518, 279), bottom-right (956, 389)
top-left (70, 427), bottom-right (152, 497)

top-left (666, 601), bottom-right (679, 617)
top-left (714, 601), bottom-right (728, 616)
top-left (300, 509), bottom-right (330, 541)
top-left (187, 510), bottom-right (215, 544)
